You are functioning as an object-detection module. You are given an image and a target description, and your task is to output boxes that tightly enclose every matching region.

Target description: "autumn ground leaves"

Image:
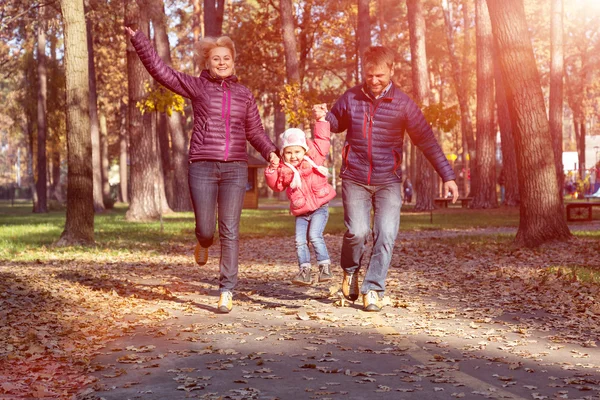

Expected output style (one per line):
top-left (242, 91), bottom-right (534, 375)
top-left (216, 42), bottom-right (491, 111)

top-left (1, 205), bottom-right (600, 398)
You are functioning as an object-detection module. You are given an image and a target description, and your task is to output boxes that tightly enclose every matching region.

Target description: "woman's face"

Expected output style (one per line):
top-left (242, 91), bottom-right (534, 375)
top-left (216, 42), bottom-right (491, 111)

top-left (208, 47), bottom-right (234, 79)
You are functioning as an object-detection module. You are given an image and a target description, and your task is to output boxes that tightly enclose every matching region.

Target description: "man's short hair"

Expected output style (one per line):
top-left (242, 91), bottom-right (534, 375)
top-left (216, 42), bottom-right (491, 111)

top-left (363, 46), bottom-right (395, 70)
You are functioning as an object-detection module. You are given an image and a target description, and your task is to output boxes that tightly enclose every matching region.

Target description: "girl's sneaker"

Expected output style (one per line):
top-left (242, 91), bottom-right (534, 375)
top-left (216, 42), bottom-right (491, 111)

top-left (292, 267), bottom-right (312, 286)
top-left (317, 263), bottom-right (333, 282)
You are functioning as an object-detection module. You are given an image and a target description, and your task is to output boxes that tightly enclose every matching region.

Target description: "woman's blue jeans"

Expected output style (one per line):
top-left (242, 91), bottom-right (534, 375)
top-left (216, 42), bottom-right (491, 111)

top-left (341, 179), bottom-right (402, 295)
top-left (189, 161), bottom-right (247, 292)
top-left (295, 204), bottom-right (331, 268)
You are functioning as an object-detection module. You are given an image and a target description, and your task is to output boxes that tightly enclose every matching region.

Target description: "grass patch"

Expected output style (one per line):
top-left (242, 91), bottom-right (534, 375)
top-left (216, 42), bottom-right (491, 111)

top-left (546, 265), bottom-right (600, 284)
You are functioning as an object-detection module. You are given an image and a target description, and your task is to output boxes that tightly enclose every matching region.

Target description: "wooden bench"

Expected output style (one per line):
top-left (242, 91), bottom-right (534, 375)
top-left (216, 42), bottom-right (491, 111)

top-left (434, 197), bottom-right (472, 208)
top-left (566, 202), bottom-right (600, 221)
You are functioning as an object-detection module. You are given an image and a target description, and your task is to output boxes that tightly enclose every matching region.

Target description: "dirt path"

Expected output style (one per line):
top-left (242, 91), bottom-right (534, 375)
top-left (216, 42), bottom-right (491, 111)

top-left (75, 231), bottom-right (600, 400)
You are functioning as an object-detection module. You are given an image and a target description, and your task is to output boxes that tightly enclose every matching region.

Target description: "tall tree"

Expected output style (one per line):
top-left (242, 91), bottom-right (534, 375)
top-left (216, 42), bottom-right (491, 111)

top-left (118, 99), bottom-right (129, 203)
top-left (471, 0), bottom-right (497, 208)
top-left (149, 0), bottom-right (191, 211)
top-left (493, 45), bottom-right (519, 206)
top-left (57, 0), bottom-right (94, 246)
top-left (204, 0), bottom-right (224, 37)
top-left (441, 0), bottom-right (475, 197)
top-left (124, 0), bottom-right (167, 221)
top-left (35, 16), bottom-right (48, 213)
top-left (549, 0), bottom-right (564, 191)
top-left (280, 0), bottom-right (300, 87)
top-left (486, 0), bottom-right (571, 247)
top-left (407, 0), bottom-right (435, 211)
top-left (85, 0), bottom-right (105, 213)
top-left (357, 0), bottom-right (370, 75)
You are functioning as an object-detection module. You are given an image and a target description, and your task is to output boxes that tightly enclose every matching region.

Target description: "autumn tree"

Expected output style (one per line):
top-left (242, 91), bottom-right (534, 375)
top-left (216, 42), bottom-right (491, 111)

top-left (34, 16), bottom-right (48, 213)
top-left (357, 0), bottom-right (370, 73)
top-left (471, 0), bottom-right (497, 208)
top-left (486, 0), bottom-right (571, 247)
top-left (57, 0), bottom-right (95, 246)
top-left (407, 0), bottom-right (436, 211)
top-left (549, 0), bottom-right (564, 190)
top-left (204, 0), bottom-right (224, 37)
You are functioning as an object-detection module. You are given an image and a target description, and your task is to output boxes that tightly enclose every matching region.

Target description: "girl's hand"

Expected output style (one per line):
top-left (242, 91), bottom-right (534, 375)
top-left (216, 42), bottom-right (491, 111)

top-left (312, 103), bottom-right (327, 122)
top-left (269, 152), bottom-right (280, 169)
top-left (125, 26), bottom-right (136, 38)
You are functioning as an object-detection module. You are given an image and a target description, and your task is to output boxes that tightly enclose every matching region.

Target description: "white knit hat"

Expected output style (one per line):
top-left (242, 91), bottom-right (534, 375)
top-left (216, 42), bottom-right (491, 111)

top-left (280, 128), bottom-right (309, 152)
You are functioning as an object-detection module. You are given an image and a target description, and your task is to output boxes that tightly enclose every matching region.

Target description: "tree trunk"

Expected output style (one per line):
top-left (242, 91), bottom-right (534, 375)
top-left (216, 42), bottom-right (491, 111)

top-left (57, 0), bottom-right (95, 246)
top-left (549, 0), bottom-right (564, 191)
top-left (576, 120), bottom-right (586, 180)
top-left (471, 0), bottom-right (497, 209)
top-left (119, 99), bottom-right (129, 203)
top-left (150, 0), bottom-right (192, 211)
top-left (441, 0), bottom-right (475, 196)
top-left (357, 0), bottom-right (370, 75)
top-left (85, 0), bottom-right (105, 213)
top-left (486, 0), bottom-right (571, 247)
top-left (193, 0), bottom-right (202, 75)
top-left (125, 0), bottom-right (164, 221)
top-left (204, 0), bottom-right (224, 37)
top-left (407, 0), bottom-right (435, 211)
top-left (274, 92), bottom-right (287, 201)
top-left (493, 43), bottom-right (519, 206)
top-left (99, 112), bottom-right (112, 207)
top-left (35, 17), bottom-right (48, 213)
top-left (280, 0), bottom-right (300, 86)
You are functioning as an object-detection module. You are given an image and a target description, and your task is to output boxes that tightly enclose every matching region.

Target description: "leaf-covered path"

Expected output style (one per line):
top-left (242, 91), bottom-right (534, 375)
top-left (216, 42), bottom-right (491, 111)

top-left (2, 228), bottom-right (600, 399)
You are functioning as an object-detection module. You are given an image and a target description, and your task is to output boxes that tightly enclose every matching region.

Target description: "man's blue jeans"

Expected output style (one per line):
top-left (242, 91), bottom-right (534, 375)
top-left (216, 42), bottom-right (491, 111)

top-left (295, 204), bottom-right (331, 268)
top-left (189, 161), bottom-right (247, 292)
top-left (341, 179), bottom-right (402, 296)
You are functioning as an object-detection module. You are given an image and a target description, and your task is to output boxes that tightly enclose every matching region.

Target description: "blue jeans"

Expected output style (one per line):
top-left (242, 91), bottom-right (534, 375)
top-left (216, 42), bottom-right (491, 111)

top-left (295, 204), bottom-right (331, 268)
top-left (189, 161), bottom-right (247, 292)
top-left (341, 179), bottom-right (402, 295)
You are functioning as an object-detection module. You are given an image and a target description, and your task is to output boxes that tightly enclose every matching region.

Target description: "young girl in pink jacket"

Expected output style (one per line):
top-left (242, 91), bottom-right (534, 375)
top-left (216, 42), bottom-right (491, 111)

top-left (265, 106), bottom-right (336, 285)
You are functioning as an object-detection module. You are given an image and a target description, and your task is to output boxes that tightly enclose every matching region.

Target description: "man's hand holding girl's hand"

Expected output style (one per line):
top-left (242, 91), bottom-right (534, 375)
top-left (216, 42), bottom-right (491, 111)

top-left (312, 103), bottom-right (328, 122)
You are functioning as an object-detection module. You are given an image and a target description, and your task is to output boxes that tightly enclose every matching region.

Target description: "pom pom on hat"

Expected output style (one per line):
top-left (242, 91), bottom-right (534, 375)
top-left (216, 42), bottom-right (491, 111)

top-left (280, 128), bottom-right (309, 152)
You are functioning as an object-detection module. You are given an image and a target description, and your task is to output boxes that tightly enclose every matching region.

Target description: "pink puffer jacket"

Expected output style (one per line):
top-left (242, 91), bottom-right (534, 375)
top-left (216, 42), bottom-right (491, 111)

top-left (265, 122), bottom-right (336, 216)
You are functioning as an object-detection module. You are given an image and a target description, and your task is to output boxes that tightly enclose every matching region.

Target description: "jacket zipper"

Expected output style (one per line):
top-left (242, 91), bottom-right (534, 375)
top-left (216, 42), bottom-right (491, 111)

top-left (222, 82), bottom-right (231, 161)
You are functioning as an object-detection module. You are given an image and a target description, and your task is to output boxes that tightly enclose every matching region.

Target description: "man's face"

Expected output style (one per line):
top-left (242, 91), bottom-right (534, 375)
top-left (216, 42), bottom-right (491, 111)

top-left (364, 63), bottom-right (394, 97)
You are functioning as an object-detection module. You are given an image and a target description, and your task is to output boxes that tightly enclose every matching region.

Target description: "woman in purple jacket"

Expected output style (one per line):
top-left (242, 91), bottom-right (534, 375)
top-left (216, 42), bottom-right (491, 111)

top-left (125, 27), bottom-right (279, 314)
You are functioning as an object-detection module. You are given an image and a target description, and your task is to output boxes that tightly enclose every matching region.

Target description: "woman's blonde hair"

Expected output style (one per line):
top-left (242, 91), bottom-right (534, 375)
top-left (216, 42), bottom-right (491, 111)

top-left (195, 36), bottom-right (236, 71)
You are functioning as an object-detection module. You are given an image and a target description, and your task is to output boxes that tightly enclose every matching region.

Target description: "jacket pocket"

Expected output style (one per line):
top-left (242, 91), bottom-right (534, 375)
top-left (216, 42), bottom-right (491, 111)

top-left (341, 143), bottom-right (351, 174)
top-left (392, 148), bottom-right (403, 178)
top-left (312, 178), bottom-right (331, 198)
top-left (288, 188), bottom-right (306, 210)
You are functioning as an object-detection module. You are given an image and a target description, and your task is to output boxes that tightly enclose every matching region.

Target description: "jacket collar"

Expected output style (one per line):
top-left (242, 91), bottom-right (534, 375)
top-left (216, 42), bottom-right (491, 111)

top-left (201, 69), bottom-right (239, 84)
top-left (360, 81), bottom-right (395, 102)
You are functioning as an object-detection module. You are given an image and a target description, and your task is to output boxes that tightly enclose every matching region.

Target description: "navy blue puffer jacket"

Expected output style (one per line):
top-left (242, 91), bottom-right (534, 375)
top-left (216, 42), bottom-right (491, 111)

top-left (131, 31), bottom-right (277, 163)
top-left (326, 84), bottom-right (456, 186)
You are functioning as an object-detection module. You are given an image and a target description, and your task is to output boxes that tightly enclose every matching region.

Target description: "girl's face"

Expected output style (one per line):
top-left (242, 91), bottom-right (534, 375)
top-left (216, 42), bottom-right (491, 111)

top-left (208, 47), bottom-right (234, 79)
top-left (283, 146), bottom-right (306, 166)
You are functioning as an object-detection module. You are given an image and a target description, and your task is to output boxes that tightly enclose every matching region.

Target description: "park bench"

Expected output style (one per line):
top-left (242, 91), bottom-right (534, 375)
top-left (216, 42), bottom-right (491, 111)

top-left (434, 197), bottom-right (472, 208)
top-left (566, 201), bottom-right (600, 222)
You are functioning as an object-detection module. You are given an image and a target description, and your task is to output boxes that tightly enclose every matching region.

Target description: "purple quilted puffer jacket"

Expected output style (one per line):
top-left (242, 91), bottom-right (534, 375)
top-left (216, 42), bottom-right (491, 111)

top-left (130, 31), bottom-right (277, 163)
top-left (327, 83), bottom-right (456, 186)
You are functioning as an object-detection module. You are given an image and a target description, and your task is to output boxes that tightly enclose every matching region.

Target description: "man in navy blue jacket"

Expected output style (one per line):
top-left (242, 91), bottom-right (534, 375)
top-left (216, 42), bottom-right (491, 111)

top-left (325, 45), bottom-right (459, 312)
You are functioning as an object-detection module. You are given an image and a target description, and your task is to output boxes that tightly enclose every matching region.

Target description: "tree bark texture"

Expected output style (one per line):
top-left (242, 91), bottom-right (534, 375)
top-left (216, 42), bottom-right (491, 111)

top-left (493, 44), bottom-right (519, 206)
top-left (407, 0), bottom-right (435, 211)
top-left (99, 112), bottom-right (112, 207)
top-left (357, 0), bottom-right (370, 76)
top-left (58, 0), bottom-right (95, 246)
top-left (119, 99), bottom-right (129, 203)
top-left (280, 0), bottom-right (300, 85)
top-left (472, 0), bottom-right (497, 209)
top-left (486, 0), bottom-right (571, 247)
top-left (203, 0), bottom-right (224, 38)
top-left (85, 0), bottom-right (105, 213)
top-left (35, 17), bottom-right (48, 213)
top-left (441, 0), bottom-right (475, 196)
top-left (150, 0), bottom-right (192, 211)
top-left (125, 0), bottom-right (163, 221)
top-left (549, 0), bottom-right (564, 191)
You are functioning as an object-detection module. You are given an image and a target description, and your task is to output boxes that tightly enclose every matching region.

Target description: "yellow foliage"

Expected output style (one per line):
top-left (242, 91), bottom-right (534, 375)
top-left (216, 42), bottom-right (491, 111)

top-left (279, 83), bottom-right (317, 129)
top-left (136, 82), bottom-right (185, 116)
